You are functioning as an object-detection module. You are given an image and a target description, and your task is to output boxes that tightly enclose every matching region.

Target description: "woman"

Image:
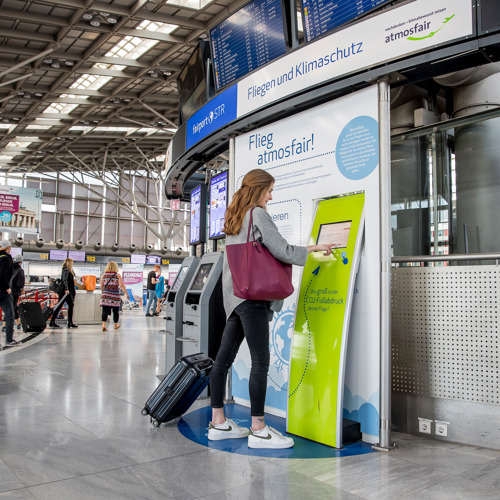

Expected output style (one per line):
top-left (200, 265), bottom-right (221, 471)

top-left (49, 258), bottom-right (78, 328)
top-left (155, 268), bottom-right (165, 315)
top-left (100, 261), bottom-right (127, 331)
top-left (208, 169), bottom-right (333, 449)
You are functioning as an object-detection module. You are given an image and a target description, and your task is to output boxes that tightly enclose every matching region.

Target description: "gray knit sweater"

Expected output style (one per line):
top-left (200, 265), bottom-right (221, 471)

top-left (222, 207), bottom-right (308, 319)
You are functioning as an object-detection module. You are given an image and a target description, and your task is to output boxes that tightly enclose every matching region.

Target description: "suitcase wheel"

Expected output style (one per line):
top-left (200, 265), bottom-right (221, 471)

top-left (151, 418), bottom-right (160, 427)
top-left (141, 408), bottom-right (149, 416)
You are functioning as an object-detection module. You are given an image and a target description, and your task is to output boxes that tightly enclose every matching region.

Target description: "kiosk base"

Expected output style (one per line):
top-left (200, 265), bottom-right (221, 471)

top-left (342, 418), bottom-right (362, 446)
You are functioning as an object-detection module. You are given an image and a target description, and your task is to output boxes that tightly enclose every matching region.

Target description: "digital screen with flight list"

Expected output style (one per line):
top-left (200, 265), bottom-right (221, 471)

top-left (302, 0), bottom-right (391, 42)
top-left (210, 0), bottom-right (287, 90)
top-left (209, 171), bottom-right (228, 239)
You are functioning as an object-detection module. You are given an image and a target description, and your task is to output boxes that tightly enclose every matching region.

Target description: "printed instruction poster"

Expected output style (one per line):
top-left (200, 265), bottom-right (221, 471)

top-left (232, 85), bottom-right (380, 441)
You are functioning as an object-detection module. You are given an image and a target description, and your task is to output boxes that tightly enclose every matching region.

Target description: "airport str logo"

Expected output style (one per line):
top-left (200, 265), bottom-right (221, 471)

top-left (385, 11), bottom-right (455, 45)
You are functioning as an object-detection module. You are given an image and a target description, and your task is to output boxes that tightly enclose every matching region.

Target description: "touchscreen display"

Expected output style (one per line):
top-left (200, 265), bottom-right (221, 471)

top-left (316, 221), bottom-right (352, 248)
top-left (190, 263), bottom-right (213, 291)
top-left (171, 267), bottom-right (188, 292)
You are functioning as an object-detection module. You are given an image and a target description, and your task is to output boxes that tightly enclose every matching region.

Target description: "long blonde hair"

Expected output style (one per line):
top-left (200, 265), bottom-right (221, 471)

top-left (62, 258), bottom-right (74, 275)
top-left (224, 169), bottom-right (275, 235)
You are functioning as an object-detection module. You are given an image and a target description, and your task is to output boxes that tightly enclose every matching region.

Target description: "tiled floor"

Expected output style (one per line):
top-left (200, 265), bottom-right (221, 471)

top-left (1, 310), bottom-right (499, 499)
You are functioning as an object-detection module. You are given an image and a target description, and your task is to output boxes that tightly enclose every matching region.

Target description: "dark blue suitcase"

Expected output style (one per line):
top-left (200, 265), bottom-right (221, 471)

top-left (142, 352), bottom-right (213, 426)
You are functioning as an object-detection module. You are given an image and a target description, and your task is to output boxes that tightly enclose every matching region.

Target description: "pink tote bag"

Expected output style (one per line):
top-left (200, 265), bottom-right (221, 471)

top-left (226, 208), bottom-right (294, 301)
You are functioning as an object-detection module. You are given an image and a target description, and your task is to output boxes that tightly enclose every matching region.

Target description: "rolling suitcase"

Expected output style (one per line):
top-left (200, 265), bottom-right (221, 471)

top-left (17, 301), bottom-right (46, 333)
top-left (142, 352), bottom-right (213, 427)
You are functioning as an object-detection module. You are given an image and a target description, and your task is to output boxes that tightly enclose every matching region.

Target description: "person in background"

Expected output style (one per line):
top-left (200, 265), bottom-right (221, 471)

top-left (100, 261), bottom-right (127, 331)
top-left (0, 239), bottom-right (17, 346)
top-left (207, 169), bottom-right (333, 449)
top-left (155, 268), bottom-right (165, 315)
top-left (145, 264), bottom-right (160, 317)
top-left (49, 258), bottom-right (78, 328)
top-left (10, 254), bottom-right (25, 332)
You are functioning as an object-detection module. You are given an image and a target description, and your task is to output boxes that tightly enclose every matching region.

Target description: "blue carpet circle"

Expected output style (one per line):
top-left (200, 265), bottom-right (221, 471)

top-left (178, 404), bottom-right (376, 459)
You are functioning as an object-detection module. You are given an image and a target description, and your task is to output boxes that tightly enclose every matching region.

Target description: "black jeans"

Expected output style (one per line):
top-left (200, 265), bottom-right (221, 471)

top-left (12, 293), bottom-right (20, 320)
top-left (51, 292), bottom-right (74, 325)
top-left (210, 300), bottom-right (270, 417)
top-left (101, 306), bottom-right (119, 323)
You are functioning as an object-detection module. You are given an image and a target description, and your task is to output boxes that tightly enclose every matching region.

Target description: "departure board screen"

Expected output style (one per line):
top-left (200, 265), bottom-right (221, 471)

top-left (209, 171), bottom-right (228, 239)
top-left (210, 0), bottom-right (287, 90)
top-left (189, 184), bottom-right (207, 245)
top-left (302, 0), bottom-right (392, 42)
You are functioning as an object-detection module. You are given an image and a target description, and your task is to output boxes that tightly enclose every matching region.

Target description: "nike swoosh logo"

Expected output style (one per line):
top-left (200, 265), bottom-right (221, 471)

top-left (252, 433), bottom-right (272, 440)
top-left (214, 425), bottom-right (233, 432)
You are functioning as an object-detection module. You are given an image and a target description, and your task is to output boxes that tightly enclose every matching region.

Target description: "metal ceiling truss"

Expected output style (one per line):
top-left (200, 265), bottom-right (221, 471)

top-left (0, 0), bottom-right (245, 176)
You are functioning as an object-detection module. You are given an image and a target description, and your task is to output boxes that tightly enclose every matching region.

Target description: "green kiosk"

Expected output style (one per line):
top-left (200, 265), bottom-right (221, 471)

top-left (287, 192), bottom-right (365, 448)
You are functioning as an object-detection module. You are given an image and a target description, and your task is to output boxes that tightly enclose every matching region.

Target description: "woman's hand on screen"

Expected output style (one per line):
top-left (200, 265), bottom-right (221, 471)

top-left (307, 244), bottom-right (333, 255)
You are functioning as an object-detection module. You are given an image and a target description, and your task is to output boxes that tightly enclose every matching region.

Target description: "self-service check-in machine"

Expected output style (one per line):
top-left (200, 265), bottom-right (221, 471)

top-left (288, 192), bottom-right (365, 448)
top-left (164, 256), bottom-right (200, 374)
top-left (179, 252), bottom-right (226, 362)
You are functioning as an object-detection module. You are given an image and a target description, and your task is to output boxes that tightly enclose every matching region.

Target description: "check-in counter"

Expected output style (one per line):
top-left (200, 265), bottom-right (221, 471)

top-left (72, 290), bottom-right (102, 324)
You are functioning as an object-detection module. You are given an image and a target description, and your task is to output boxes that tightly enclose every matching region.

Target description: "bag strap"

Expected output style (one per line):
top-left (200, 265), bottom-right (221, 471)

top-left (103, 272), bottom-right (117, 291)
top-left (247, 207), bottom-right (257, 243)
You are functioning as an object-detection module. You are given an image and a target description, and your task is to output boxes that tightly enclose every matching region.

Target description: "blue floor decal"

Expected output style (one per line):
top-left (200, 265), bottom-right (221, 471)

top-left (178, 405), bottom-right (376, 459)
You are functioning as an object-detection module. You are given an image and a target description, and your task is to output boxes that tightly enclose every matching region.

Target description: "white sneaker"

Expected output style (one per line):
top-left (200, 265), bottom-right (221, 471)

top-left (208, 418), bottom-right (250, 441)
top-left (248, 425), bottom-right (294, 449)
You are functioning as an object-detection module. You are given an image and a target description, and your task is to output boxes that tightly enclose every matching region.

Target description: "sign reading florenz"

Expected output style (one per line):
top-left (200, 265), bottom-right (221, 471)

top-left (184, 0), bottom-right (473, 150)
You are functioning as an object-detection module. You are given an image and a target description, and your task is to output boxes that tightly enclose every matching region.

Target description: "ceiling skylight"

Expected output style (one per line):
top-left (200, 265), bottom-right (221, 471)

top-left (41, 20), bottom-right (176, 128)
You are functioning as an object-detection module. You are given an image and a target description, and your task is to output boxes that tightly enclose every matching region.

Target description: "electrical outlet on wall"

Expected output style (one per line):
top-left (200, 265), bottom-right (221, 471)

top-left (435, 420), bottom-right (449, 437)
top-left (418, 417), bottom-right (432, 434)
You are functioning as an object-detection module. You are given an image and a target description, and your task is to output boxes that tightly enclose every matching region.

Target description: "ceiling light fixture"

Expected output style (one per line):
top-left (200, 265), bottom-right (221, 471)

top-left (106, 15), bottom-right (118, 24)
top-left (89, 16), bottom-right (101, 27)
top-left (82, 12), bottom-right (93, 20)
top-left (51, 60), bottom-right (61, 69)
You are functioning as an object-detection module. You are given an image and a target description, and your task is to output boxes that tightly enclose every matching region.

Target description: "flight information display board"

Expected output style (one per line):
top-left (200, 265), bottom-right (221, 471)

top-left (189, 184), bottom-right (207, 245)
top-left (209, 171), bottom-right (228, 239)
top-left (210, 0), bottom-right (287, 90)
top-left (302, 0), bottom-right (392, 42)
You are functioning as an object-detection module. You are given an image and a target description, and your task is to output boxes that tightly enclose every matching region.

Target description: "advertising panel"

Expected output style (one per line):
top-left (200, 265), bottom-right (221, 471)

top-left (122, 263), bottom-right (145, 305)
top-left (182, 0), bottom-right (473, 152)
top-left (237, 0), bottom-right (472, 116)
top-left (0, 185), bottom-right (43, 234)
top-left (233, 85), bottom-right (380, 441)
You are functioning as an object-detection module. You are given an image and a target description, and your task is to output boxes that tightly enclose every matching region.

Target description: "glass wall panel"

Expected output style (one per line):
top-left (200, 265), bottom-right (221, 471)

top-left (391, 113), bottom-right (500, 263)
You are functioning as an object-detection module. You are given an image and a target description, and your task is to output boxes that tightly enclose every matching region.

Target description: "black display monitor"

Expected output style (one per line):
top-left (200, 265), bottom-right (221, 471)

top-left (68, 250), bottom-right (86, 262)
top-left (171, 266), bottom-right (188, 292)
top-left (209, 171), bottom-right (228, 240)
top-left (130, 253), bottom-right (146, 265)
top-left (49, 249), bottom-right (68, 261)
top-left (189, 183), bottom-right (207, 246)
top-left (316, 220), bottom-right (352, 249)
top-left (302, 0), bottom-right (392, 42)
top-left (177, 41), bottom-right (212, 123)
top-left (146, 255), bottom-right (161, 265)
top-left (190, 263), bottom-right (213, 291)
top-left (210, 0), bottom-right (288, 91)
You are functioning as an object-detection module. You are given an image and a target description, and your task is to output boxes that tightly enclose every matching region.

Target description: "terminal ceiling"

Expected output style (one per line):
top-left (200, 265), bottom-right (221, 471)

top-left (0, 0), bottom-right (241, 178)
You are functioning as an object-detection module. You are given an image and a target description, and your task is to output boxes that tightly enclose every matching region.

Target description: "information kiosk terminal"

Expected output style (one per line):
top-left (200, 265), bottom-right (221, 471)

top-left (164, 256), bottom-right (200, 374)
top-left (287, 192), bottom-right (365, 448)
top-left (179, 252), bottom-right (225, 362)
